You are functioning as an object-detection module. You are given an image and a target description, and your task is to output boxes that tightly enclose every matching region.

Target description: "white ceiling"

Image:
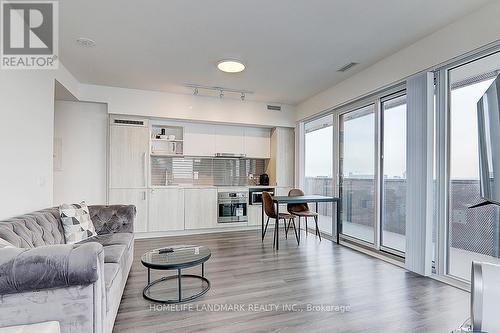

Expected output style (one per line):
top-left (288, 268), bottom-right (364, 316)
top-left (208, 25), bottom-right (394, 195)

top-left (59, 0), bottom-right (491, 105)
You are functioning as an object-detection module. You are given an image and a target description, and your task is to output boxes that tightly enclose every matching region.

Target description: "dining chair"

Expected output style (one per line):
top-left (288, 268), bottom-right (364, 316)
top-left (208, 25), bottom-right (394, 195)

top-left (262, 191), bottom-right (299, 247)
top-left (287, 189), bottom-right (322, 241)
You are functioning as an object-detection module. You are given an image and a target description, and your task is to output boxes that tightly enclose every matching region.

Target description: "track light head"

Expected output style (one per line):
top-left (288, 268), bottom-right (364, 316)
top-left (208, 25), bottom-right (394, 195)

top-left (241, 92), bottom-right (245, 101)
top-left (219, 90), bottom-right (224, 99)
top-left (193, 87), bottom-right (199, 96)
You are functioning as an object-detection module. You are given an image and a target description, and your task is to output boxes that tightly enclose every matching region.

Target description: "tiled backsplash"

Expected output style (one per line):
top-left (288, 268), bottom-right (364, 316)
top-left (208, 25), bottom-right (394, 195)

top-left (151, 156), bottom-right (266, 186)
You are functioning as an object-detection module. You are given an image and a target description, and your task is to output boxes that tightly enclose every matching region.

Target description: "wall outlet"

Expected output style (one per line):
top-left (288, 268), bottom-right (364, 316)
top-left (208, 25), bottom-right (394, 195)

top-left (193, 172), bottom-right (199, 180)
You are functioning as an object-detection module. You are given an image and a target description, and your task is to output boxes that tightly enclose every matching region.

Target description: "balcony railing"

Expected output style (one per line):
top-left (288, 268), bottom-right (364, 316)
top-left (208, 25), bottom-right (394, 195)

top-left (305, 176), bottom-right (500, 257)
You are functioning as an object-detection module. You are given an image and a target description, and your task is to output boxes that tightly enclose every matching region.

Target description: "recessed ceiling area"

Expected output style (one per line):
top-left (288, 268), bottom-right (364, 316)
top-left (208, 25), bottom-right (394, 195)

top-left (59, 0), bottom-right (492, 105)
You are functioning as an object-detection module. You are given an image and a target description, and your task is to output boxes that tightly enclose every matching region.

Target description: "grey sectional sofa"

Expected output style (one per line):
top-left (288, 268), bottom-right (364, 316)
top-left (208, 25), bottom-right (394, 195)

top-left (0, 205), bottom-right (136, 333)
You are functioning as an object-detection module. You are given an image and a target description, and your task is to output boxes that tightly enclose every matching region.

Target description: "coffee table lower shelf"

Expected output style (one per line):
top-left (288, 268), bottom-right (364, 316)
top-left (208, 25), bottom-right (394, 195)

top-left (143, 264), bottom-right (210, 304)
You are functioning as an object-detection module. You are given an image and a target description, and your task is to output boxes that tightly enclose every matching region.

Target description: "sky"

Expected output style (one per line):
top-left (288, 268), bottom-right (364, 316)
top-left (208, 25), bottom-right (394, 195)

top-left (304, 78), bottom-right (495, 180)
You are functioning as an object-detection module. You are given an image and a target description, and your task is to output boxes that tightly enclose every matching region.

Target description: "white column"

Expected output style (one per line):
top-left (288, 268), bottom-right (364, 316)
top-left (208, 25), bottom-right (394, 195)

top-left (405, 72), bottom-right (434, 276)
top-left (295, 122), bottom-right (305, 189)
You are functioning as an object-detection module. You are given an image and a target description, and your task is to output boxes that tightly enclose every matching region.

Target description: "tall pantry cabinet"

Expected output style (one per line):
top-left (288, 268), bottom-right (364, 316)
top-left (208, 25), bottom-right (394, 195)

top-left (108, 118), bottom-right (150, 232)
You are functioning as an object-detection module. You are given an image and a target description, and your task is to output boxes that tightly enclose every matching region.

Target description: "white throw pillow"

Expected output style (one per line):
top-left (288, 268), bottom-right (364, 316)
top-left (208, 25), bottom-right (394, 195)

top-left (59, 202), bottom-right (97, 244)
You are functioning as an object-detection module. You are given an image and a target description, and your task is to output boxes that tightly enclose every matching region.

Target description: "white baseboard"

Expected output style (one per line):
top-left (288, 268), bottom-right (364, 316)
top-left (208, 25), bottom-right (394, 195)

top-left (134, 225), bottom-right (262, 239)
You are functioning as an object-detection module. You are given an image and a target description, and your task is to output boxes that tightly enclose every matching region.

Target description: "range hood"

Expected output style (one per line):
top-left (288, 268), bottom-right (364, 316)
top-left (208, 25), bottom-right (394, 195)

top-left (214, 153), bottom-right (247, 158)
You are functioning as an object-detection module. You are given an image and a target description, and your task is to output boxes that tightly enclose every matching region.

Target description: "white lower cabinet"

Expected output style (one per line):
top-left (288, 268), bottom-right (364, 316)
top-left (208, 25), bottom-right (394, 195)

top-left (248, 205), bottom-right (263, 226)
top-left (108, 189), bottom-right (149, 233)
top-left (184, 188), bottom-right (218, 229)
top-left (148, 188), bottom-right (185, 231)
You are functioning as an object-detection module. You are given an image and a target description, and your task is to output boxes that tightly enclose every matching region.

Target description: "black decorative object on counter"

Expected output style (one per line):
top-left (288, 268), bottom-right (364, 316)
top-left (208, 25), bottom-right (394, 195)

top-left (259, 173), bottom-right (269, 186)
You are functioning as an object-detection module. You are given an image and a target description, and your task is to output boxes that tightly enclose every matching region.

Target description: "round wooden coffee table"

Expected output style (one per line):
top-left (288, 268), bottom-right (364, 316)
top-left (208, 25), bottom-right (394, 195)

top-left (141, 245), bottom-right (211, 304)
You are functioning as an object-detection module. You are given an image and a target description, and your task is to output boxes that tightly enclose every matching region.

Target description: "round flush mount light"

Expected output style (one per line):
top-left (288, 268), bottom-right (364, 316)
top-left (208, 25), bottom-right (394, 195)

top-left (76, 37), bottom-right (96, 48)
top-left (217, 59), bottom-right (245, 73)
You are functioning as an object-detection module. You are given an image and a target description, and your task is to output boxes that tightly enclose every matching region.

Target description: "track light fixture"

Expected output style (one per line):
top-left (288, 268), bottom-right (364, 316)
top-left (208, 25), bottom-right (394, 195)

top-left (185, 84), bottom-right (252, 101)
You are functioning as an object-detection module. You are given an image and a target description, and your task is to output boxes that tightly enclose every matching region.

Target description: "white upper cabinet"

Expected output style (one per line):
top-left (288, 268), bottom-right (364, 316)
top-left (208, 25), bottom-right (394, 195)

top-left (183, 123), bottom-right (216, 157)
top-left (109, 123), bottom-right (150, 188)
top-left (244, 127), bottom-right (271, 159)
top-left (215, 125), bottom-right (245, 155)
top-left (181, 123), bottom-right (271, 158)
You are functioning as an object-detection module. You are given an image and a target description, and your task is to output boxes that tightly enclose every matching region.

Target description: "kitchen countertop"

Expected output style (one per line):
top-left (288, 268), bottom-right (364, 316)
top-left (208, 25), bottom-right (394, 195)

top-left (151, 184), bottom-right (284, 190)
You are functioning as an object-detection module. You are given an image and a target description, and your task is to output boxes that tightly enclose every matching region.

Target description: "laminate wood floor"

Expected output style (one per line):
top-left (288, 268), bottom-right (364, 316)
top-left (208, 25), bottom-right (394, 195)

top-left (113, 230), bottom-right (468, 333)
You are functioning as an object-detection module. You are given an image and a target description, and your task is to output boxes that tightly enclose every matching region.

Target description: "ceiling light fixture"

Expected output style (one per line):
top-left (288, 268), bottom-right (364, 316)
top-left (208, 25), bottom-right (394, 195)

top-left (76, 37), bottom-right (96, 48)
top-left (217, 59), bottom-right (245, 73)
top-left (185, 84), bottom-right (252, 101)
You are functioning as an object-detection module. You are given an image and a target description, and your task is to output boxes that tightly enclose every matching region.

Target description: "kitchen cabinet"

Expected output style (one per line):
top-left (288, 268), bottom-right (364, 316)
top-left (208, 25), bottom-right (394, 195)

top-left (109, 124), bottom-right (150, 188)
top-left (109, 188), bottom-right (148, 233)
top-left (244, 127), bottom-right (271, 159)
top-left (184, 188), bottom-right (218, 229)
top-left (247, 205), bottom-right (263, 226)
top-left (267, 127), bottom-right (295, 187)
top-left (215, 125), bottom-right (245, 155)
top-left (184, 123), bottom-right (216, 156)
top-left (148, 188), bottom-right (184, 231)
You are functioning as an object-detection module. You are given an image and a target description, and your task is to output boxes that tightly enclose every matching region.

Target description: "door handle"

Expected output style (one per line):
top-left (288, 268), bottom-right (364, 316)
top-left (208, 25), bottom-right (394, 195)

top-left (143, 152), bottom-right (147, 187)
top-left (142, 191), bottom-right (146, 201)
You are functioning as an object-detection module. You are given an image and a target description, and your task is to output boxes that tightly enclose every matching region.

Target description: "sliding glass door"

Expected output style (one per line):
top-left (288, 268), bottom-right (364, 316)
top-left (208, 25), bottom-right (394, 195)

top-left (446, 51), bottom-right (500, 280)
top-left (339, 105), bottom-right (376, 244)
top-left (304, 114), bottom-right (334, 235)
top-left (381, 95), bottom-right (407, 253)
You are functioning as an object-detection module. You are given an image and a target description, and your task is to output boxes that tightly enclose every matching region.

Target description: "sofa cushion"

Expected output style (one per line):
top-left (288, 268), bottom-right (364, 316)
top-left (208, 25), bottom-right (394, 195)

top-left (104, 263), bottom-right (120, 291)
top-left (0, 238), bottom-right (15, 248)
top-left (78, 233), bottom-right (133, 250)
top-left (0, 208), bottom-right (65, 248)
top-left (103, 245), bottom-right (126, 264)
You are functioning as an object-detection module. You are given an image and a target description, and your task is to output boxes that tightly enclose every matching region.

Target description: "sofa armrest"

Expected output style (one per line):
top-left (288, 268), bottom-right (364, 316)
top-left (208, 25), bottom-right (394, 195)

top-left (0, 242), bottom-right (103, 295)
top-left (88, 205), bottom-right (136, 235)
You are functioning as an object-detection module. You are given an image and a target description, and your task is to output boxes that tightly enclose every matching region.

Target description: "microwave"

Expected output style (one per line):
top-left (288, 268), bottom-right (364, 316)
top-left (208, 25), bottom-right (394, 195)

top-left (248, 188), bottom-right (275, 205)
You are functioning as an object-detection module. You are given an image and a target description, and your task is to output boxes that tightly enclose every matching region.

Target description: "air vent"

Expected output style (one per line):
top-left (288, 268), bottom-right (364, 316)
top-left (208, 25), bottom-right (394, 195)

top-left (114, 119), bottom-right (145, 126)
top-left (267, 105), bottom-right (282, 111)
top-left (337, 62), bottom-right (359, 72)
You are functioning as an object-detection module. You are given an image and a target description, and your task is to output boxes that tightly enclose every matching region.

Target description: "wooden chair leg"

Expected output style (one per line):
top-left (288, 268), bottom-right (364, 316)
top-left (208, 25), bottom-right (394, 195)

top-left (314, 215), bottom-right (322, 241)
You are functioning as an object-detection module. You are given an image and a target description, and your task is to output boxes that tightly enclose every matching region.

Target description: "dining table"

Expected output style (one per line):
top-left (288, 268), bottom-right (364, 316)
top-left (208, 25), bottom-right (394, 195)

top-left (261, 195), bottom-right (341, 250)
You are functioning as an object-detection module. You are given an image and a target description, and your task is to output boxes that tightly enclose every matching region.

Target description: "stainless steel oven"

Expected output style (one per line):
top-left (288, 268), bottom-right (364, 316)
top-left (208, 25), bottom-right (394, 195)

top-left (248, 188), bottom-right (275, 205)
top-left (217, 191), bottom-right (248, 223)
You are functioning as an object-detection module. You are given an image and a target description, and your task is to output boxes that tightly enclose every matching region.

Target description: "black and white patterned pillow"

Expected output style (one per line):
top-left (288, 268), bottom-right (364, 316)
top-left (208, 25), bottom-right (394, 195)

top-left (59, 202), bottom-right (97, 244)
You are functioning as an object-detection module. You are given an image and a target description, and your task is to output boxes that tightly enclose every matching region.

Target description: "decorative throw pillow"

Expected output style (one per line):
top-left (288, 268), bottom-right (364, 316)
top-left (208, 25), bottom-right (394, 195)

top-left (59, 202), bottom-right (97, 244)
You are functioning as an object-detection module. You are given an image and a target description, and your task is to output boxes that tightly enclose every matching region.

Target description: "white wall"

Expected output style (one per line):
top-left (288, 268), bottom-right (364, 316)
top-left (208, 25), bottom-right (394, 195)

top-left (79, 84), bottom-right (296, 128)
top-left (53, 101), bottom-right (108, 206)
top-left (0, 64), bottom-right (80, 219)
top-left (296, 0), bottom-right (500, 120)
